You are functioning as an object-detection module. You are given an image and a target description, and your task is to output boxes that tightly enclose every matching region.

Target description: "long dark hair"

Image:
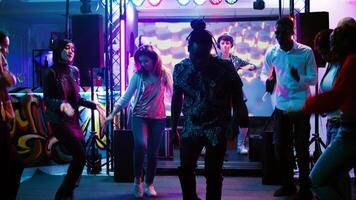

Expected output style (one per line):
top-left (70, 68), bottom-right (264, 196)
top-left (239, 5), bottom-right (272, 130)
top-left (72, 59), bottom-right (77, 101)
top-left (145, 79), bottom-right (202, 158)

top-left (0, 31), bottom-right (8, 44)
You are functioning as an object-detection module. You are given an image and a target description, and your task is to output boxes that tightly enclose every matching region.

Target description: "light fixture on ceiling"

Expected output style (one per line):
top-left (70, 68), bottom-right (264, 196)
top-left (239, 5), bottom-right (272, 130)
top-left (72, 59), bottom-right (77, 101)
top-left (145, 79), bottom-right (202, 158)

top-left (225, 0), bottom-right (238, 5)
top-left (209, 0), bottom-right (222, 5)
top-left (253, 0), bottom-right (265, 10)
top-left (193, 0), bottom-right (207, 5)
top-left (80, 0), bottom-right (92, 14)
top-left (131, 0), bottom-right (145, 7)
top-left (177, 0), bottom-right (190, 6)
top-left (148, 0), bottom-right (162, 7)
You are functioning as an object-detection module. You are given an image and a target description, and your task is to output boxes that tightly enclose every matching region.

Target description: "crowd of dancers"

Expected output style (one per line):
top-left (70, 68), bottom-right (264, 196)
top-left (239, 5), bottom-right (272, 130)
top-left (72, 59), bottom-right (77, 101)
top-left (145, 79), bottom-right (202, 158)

top-left (1, 15), bottom-right (355, 200)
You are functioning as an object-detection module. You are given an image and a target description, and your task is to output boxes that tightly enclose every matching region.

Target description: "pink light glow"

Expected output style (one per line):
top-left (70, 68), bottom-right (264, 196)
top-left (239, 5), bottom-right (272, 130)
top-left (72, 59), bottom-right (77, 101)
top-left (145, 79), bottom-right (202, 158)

top-left (177, 0), bottom-right (190, 6)
top-left (209, 0), bottom-right (222, 5)
top-left (120, 19), bottom-right (126, 93)
top-left (148, 0), bottom-right (162, 6)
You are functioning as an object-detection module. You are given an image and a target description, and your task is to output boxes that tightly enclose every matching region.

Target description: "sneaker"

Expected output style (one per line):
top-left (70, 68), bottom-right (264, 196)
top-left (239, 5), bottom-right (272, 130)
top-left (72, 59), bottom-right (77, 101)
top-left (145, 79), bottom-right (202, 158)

top-left (237, 146), bottom-right (249, 155)
top-left (273, 185), bottom-right (297, 197)
top-left (144, 184), bottom-right (157, 197)
top-left (201, 147), bottom-right (206, 155)
top-left (133, 183), bottom-right (143, 198)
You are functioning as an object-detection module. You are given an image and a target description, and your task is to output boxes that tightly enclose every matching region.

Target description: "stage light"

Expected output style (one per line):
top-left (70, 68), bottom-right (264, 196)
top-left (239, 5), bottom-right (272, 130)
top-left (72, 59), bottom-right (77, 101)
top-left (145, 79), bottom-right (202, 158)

top-left (148, 0), bottom-right (162, 6)
top-left (193, 0), bottom-right (207, 5)
top-left (131, 0), bottom-right (144, 7)
top-left (80, 0), bottom-right (92, 14)
top-left (253, 0), bottom-right (265, 10)
top-left (209, 0), bottom-right (222, 5)
top-left (225, 0), bottom-right (238, 4)
top-left (177, 0), bottom-right (190, 6)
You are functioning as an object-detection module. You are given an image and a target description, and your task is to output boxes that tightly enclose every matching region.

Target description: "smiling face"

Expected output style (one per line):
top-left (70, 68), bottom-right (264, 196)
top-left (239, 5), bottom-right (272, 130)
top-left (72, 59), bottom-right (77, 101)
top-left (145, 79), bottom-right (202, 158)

top-left (60, 42), bottom-right (75, 64)
top-left (1, 36), bottom-right (10, 56)
top-left (138, 55), bottom-right (154, 72)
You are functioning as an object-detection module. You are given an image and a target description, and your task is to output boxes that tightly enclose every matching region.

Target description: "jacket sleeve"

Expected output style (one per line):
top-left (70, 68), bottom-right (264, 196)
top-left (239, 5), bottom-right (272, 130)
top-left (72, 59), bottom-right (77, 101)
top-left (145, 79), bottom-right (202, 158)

top-left (43, 68), bottom-right (64, 113)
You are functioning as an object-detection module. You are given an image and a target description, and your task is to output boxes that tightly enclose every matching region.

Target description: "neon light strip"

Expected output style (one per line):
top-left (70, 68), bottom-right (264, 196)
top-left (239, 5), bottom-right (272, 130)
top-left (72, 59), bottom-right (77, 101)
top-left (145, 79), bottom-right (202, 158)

top-left (120, 19), bottom-right (126, 93)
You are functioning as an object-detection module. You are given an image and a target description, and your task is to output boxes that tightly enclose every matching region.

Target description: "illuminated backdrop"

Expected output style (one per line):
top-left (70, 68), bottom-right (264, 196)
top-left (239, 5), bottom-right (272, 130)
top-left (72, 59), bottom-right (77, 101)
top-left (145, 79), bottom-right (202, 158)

top-left (138, 21), bottom-right (277, 116)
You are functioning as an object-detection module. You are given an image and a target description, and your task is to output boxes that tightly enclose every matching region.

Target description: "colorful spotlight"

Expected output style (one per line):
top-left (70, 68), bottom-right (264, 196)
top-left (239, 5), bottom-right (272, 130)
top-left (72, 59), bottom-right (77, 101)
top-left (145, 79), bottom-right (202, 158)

top-left (131, 0), bottom-right (145, 7)
top-left (193, 0), bottom-right (207, 5)
top-left (225, 0), bottom-right (238, 5)
top-left (209, 0), bottom-right (222, 5)
top-left (148, 0), bottom-right (162, 6)
top-left (177, 0), bottom-right (190, 6)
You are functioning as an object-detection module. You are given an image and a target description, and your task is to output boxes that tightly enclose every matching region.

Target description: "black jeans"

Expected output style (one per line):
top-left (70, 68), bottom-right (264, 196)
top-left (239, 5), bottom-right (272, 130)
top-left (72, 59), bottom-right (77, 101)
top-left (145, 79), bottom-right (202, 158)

top-left (274, 108), bottom-right (311, 188)
top-left (0, 119), bottom-right (24, 200)
top-left (51, 123), bottom-right (86, 197)
top-left (179, 135), bottom-right (226, 200)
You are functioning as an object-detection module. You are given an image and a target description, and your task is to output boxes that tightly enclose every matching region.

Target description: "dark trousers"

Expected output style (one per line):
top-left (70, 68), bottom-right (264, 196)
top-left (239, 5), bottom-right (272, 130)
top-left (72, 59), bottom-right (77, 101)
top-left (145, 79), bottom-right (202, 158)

top-left (179, 136), bottom-right (226, 200)
top-left (0, 119), bottom-right (24, 200)
top-left (274, 108), bottom-right (311, 188)
top-left (51, 123), bottom-right (86, 198)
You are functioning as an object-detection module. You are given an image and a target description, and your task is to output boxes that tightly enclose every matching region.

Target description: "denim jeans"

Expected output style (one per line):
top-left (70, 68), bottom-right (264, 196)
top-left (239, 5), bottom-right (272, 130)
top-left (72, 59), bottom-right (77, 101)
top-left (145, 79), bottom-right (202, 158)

top-left (132, 117), bottom-right (165, 184)
top-left (326, 119), bottom-right (341, 146)
top-left (310, 113), bottom-right (356, 200)
top-left (273, 108), bottom-right (311, 188)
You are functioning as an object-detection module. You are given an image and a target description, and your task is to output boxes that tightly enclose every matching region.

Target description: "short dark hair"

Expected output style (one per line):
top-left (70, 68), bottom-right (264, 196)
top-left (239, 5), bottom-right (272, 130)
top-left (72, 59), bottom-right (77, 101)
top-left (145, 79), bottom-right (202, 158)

top-left (0, 31), bottom-right (8, 44)
top-left (217, 34), bottom-right (234, 49)
top-left (276, 16), bottom-right (294, 32)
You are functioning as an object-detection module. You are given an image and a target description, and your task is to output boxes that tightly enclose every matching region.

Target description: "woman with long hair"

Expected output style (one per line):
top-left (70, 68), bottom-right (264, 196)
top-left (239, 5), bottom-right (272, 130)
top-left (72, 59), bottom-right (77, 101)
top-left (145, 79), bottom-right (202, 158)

top-left (107, 44), bottom-right (172, 198)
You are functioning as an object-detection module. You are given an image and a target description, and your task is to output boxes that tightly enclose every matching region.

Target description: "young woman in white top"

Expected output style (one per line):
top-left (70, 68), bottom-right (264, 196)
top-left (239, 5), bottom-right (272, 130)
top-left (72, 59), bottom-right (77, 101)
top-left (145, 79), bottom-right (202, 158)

top-left (107, 45), bottom-right (172, 198)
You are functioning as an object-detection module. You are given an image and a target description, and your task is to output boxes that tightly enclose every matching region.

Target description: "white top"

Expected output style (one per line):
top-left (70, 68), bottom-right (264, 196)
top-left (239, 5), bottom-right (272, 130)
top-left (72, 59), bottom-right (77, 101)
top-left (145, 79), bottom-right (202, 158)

top-left (260, 41), bottom-right (317, 111)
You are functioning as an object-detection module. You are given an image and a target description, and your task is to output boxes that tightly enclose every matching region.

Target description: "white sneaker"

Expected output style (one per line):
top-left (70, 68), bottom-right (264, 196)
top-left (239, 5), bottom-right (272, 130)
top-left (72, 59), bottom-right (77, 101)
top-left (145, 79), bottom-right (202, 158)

top-left (144, 184), bottom-right (157, 197)
top-left (238, 146), bottom-right (249, 155)
top-left (200, 147), bottom-right (206, 155)
top-left (133, 182), bottom-right (143, 198)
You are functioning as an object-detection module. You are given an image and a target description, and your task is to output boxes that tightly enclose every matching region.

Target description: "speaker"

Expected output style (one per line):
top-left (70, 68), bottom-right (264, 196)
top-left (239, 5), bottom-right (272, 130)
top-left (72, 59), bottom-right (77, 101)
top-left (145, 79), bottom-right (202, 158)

top-left (248, 134), bottom-right (263, 161)
top-left (159, 128), bottom-right (173, 160)
top-left (72, 14), bottom-right (104, 86)
top-left (262, 131), bottom-right (282, 185)
top-left (113, 130), bottom-right (134, 182)
top-left (296, 12), bottom-right (329, 67)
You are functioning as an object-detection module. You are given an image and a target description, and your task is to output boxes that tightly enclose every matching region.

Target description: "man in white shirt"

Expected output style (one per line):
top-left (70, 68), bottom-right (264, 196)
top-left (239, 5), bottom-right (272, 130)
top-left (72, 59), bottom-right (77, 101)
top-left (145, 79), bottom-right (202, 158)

top-left (260, 16), bottom-right (317, 200)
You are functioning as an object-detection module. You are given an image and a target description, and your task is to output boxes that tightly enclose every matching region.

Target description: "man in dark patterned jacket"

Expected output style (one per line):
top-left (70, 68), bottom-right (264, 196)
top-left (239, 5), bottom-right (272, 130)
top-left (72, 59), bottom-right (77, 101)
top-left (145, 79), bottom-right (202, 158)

top-left (171, 19), bottom-right (249, 200)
